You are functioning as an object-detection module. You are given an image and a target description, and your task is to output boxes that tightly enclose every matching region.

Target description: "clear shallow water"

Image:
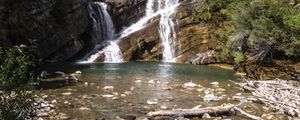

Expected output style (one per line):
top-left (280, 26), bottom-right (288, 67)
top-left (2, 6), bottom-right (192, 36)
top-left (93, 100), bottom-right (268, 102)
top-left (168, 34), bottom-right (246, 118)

top-left (39, 62), bottom-right (244, 119)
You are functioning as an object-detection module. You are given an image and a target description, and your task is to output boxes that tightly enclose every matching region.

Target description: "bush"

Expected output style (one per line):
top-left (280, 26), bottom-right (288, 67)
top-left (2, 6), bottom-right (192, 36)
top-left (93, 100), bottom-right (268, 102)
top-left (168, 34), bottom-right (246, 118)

top-left (0, 91), bottom-right (35, 120)
top-left (0, 44), bottom-right (37, 119)
top-left (0, 45), bottom-right (36, 91)
top-left (233, 52), bottom-right (245, 64)
top-left (195, 0), bottom-right (300, 63)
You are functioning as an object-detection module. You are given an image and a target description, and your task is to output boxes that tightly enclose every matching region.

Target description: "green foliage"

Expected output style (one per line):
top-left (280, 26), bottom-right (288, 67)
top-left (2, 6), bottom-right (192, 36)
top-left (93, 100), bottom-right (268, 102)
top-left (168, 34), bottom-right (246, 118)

top-left (195, 0), bottom-right (300, 62)
top-left (0, 45), bottom-right (36, 91)
top-left (0, 91), bottom-right (35, 120)
top-left (193, 0), bottom-right (233, 22)
top-left (0, 44), bottom-right (38, 119)
top-left (233, 52), bottom-right (245, 64)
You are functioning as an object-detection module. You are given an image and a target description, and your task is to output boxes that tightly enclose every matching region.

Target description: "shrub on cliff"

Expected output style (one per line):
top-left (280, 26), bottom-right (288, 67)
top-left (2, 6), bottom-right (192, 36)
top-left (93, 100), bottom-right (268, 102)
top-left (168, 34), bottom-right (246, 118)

top-left (194, 0), bottom-right (300, 63)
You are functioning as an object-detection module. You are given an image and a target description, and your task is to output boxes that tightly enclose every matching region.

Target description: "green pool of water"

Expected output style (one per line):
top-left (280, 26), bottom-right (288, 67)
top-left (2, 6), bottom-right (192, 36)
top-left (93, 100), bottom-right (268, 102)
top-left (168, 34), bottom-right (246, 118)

top-left (39, 62), bottom-right (242, 119)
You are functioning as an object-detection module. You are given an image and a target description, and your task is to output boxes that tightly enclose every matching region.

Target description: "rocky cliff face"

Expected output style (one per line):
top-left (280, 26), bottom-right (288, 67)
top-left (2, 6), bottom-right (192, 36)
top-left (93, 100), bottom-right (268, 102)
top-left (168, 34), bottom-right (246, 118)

top-left (108, 0), bottom-right (147, 31)
top-left (115, 0), bottom-right (225, 64)
top-left (0, 0), bottom-right (223, 64)
top-left (0, 0), bottom-right (101, 62)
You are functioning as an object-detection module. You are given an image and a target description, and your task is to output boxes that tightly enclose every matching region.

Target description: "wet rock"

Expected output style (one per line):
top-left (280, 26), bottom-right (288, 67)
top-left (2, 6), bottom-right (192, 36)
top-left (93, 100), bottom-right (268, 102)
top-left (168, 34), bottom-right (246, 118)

top-left (210, 81), bottom-right (219, 85)
top-left (43, 107), bottom-right (51, 112)
top-left (65, 75), bottom-right (79, 83)
top-left (103, 86), bottom-right (114, 91)
top-left (130, 87), bottom-right (135, 91)
top-left (137, 106), bottom-right (155, 114)
top-left (162, 87), bottom-right (172, 90)
top-left (203, 94), bottom-right (219, 102)
top-left (147, 99), bottom-right (158, 105)
top-left (101, 94), bottom-right (114, 98)
top-left (160, 105), bottom-right (168, 109)
top-left (51, 100), bottom-right (57, 104)
top-left (203, 88), bottom-right (213, 94)
top-left (79, 107), bottom-right (91, 111)
top-left (49, 104), bottom-right (54, 108)
top-left (215, 88), bottom-right (226, 92)
top-left (41, 103), bottom-right (49, 107)
top-left (262, 113), bottom-right (274, 120)
top-left (134, 80), bottom-right (142, 83)
top-left (90, 83), bottom-right (96, 86)
top-left (112, 97), bottom-right (119, 100)
top-left (232, 96), bottom-right (246, 101)
top-left (37, 112), bottom-right (49, 117)
top-left (124, 91), bottom-right (133, 95)
top-left (148, 79), bottom-right (161, 84)
top-left (62, 92), bottom-right (72, 96)
top-left (75, 71), bottom-right (82, 76)
top-left (56, 113), bottom-right (70, 120)
top-left (112, 92), bottom-right (119, 96)
top-left (63, 101), bottom-right (71, 105)
top-left (84, 82), bottom-right (89, 86)
top-left (37, 117), bottom-right (44, 120)
top-left (42, 95), bottom-right (48, 99)
top-left (202, 113), bottom-right (211, 119)
top-left (121, 94), bottom-right (126, 97)
top-left (183, 82), bottom-right (197, 88)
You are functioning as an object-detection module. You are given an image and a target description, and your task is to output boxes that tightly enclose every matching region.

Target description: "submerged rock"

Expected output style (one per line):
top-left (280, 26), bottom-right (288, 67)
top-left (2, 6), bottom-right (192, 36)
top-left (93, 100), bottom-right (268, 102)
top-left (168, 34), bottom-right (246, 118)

top-left (61, 92), bottom-right (72, 96)
top-left (203, 94), bottom-right (219, 102)
top-left (75, 71), bottom-right (82, 76)
top-left (124, 91), bottom-right (133, 95)
top-left (79, 107), bottom-right (91, 111)
top-left (183, 82), bottom-right (197, 88)
top-left (101, 94), bottom-right (114, 98)
top-left (37, 112), bottom-right (49, 117)
top-left (148, 79), bottom-right (161, 84)
top-left (135, 80), bottom-right (142, 83)
top-left (137, 106), bottom-right (155, 114)
top-left (160, 105), bottom-right (168, 109)
top-left (210, 81), bottom-right (219, 85)
top-left (147, 99), bottom-right (158, 105)
top-left (103, 86), bottom-right (114, 91)
top-left (51, 100), bottom-right (57, 104)
top-left (64, 75), bottom-right (79, 83)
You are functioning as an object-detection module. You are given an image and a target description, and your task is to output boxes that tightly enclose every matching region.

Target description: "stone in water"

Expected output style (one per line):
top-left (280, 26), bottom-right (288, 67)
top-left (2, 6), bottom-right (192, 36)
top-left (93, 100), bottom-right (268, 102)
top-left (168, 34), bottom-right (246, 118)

top-left (147, 99), bottom-right (158, 105)
top-left (101, 94), bottom-right (114, 98)
top-left (103, 86), bottom-right (114, 91)
top-left (183, 82), bottom-right (197, 88)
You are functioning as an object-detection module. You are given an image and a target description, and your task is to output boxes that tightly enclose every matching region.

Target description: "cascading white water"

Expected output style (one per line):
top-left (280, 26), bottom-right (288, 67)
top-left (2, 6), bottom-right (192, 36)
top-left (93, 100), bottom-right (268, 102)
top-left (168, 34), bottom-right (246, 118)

top-left (80, 0), bottom-right (179, 63)
top-left (158, 0), bottom-right (179, 62)
top-left (79, 2), bottom-right (124, 63)
top-left (103, 41), bottom-right (124, 63)
top-left (119, 0), bottom-right (179, 62)
top-left (95, 2), bottom-right (114, 40)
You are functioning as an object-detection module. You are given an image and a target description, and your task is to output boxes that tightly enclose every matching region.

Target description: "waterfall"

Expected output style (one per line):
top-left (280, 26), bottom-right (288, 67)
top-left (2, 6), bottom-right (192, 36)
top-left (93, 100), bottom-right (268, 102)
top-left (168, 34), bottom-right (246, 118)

top-left (79, 2), bottom-right (124, 63)
top-left (95, 2), bottom-right (114, 40)
top-left (119, 0), bottom-right (179, 62)
top-left (158, 0), bottom-right (179, 62)
top-left (103, 41), bottom-right (124, 63)
top-left (79, 0), bottom-right (180, 63)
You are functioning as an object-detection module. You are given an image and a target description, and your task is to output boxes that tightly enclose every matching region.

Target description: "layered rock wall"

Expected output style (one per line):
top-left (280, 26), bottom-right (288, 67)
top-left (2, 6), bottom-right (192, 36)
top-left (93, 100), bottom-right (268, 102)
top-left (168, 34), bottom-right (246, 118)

top-left (116, 0), bottom-right (224, 63)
